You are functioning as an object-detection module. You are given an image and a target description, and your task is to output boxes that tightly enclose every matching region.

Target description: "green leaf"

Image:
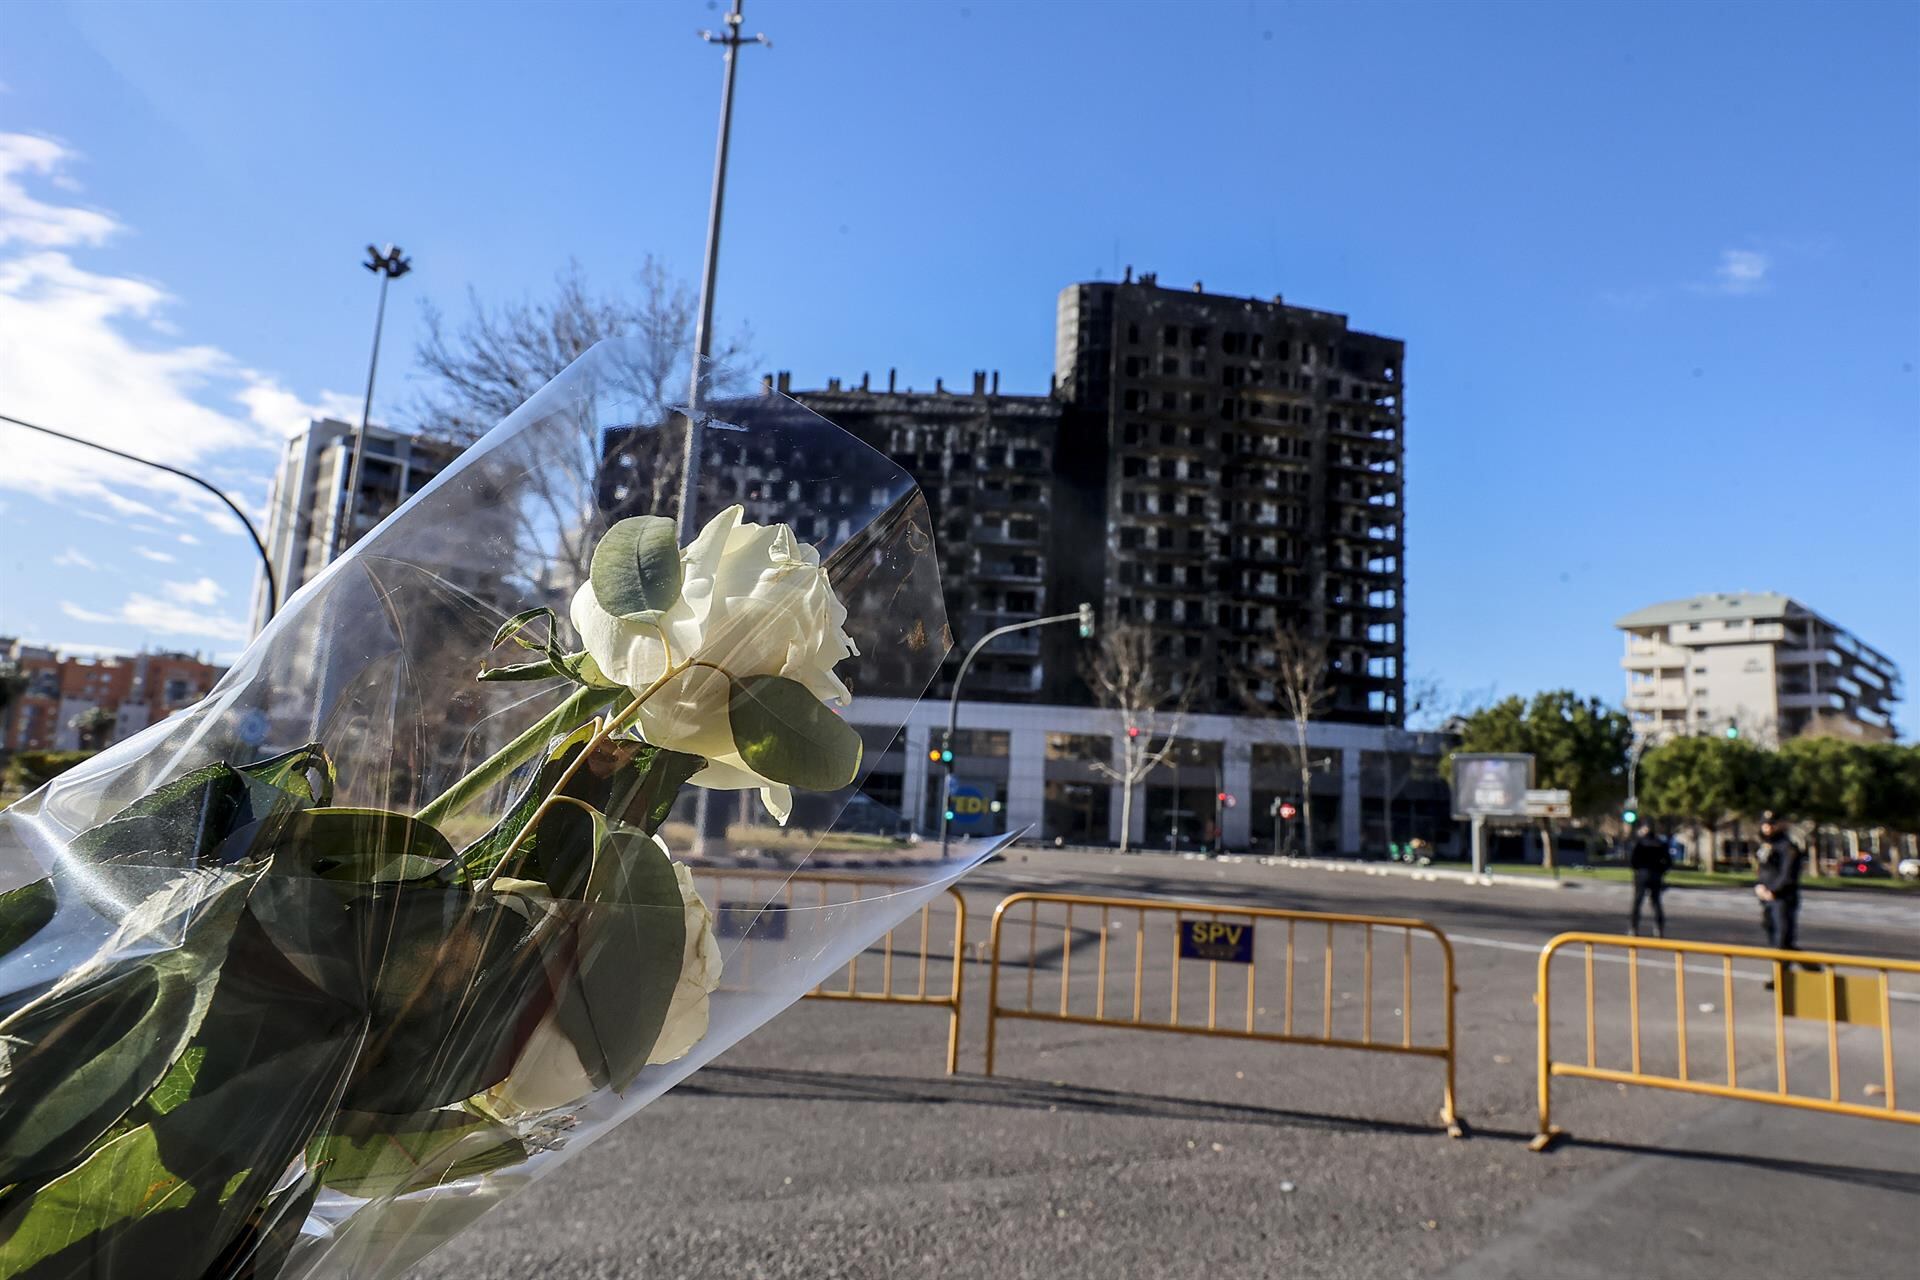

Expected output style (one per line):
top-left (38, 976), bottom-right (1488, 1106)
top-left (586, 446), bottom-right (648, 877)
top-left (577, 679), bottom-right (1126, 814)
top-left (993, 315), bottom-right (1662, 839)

top-left (70, 744), bottom-right (331, 870)
top-left (457, 730), bottom-right (702, 895)
top-left (338, 889), bottom-right (555, 1114)
top-left (0, 1123), bottom-right (204, 1277)
top-left (590, 514), bottom-right (682, 617)
top-left (492, 606), bottom-right (559, 654)
top-left (235, 742), bottom-right (335, 808)
top-left (201, 1165), bottom-right (321, 1280)
top-left (727, 675), bottom-right (864, 792)
top-left (0, 878), bottom-right (56, 959)
top-left (0, 1045), bottom-right (348, 1280)
top-left (224, 806), bottom-right (457, 884)
top-left (0, 870), bottom-right (253, 1189)
top-left (310, 1109), bottom-right (525, 1199)
top-left (543, 810), bottom-right (687, 1092)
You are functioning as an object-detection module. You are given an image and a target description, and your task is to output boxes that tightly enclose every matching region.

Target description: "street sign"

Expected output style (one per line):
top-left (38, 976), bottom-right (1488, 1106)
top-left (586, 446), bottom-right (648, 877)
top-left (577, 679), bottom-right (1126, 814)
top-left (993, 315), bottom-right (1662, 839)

top-left (1177, 919), bottom-right (1255, 964)
top-left (948, 784), bottom-right (990, 826)
top-left (714, 902), bottom-right (788, 941)
top-left (1451, 753), bottom-right (1534, 819)
top-left (1524, 788), bottom-right (1572, 819)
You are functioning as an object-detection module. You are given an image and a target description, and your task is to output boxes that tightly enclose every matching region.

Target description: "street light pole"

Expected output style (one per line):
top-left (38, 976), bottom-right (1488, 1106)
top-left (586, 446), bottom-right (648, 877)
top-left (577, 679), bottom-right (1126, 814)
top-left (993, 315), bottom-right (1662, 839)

top-left (333, 243), bottom-right (412, 563)
top-left (678, 0), bottom-right (770, 527)
top-left (938, 605), bottom-right (1094, 859)
top-left (685, 0), bottom-right (768, 860)
top-left (0, 411), bottom-right (278, 620)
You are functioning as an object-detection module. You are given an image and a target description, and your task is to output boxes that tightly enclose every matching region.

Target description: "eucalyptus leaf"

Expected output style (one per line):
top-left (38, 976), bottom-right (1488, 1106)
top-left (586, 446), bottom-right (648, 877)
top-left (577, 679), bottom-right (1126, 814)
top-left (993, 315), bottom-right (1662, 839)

top-left (0, 878), bottom-right (56, 959)
top-left (545, 811), bottom-right (686, 1092)
top-left (727, 674), bottom-right (864, 792)
top-left (590, 514), bottom-right (682, 617)
top-left (311, 1109), bottom-right (524, 1199)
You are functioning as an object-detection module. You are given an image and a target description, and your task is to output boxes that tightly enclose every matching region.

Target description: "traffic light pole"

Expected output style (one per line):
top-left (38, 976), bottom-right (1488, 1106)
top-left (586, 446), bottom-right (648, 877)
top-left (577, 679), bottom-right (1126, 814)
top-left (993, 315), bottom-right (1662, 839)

top-left (938, 605), bottom-right (1093, 860)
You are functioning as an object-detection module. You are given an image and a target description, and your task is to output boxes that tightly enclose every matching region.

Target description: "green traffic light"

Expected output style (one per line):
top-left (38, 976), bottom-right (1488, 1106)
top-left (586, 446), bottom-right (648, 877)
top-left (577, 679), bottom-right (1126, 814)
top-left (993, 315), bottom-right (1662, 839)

top-left (1622, 808), bottom-right (1638, 825)
top-left (1725, 724), bottom-right (1739, 739)
top-left (940, 749), bottom-right (954, 763)
top-left (943, 810), bottom-right (956, 821)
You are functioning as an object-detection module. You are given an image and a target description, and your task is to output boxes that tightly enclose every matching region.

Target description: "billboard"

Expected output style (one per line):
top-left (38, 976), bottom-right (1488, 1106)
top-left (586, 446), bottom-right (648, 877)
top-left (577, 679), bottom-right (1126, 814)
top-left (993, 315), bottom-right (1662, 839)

top-left (1451, 753), bottom-right (1534, 819)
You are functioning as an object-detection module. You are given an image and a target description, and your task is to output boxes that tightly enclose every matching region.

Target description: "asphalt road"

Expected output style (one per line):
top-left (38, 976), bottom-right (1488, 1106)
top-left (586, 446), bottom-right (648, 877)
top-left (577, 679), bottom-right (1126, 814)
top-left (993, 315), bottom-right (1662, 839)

top-left (407, 851), bottom-right (1919, 1280)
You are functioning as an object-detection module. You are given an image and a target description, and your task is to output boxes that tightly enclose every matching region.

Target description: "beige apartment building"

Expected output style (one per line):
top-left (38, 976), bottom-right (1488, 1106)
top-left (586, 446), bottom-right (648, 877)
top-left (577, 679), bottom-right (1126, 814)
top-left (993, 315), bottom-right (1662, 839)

top-left (1618, 592), bottom-right (1901, 746)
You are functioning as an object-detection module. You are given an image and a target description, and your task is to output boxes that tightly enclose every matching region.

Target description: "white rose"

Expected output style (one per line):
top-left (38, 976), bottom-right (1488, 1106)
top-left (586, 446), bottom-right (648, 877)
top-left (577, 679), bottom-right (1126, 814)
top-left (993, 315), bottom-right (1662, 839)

top-left (570, 504), bottom-right (859, 823)
top-left (485, 848), bottom-right (723, 1116)
top-left (646, 861), bottom-right (725, 1065)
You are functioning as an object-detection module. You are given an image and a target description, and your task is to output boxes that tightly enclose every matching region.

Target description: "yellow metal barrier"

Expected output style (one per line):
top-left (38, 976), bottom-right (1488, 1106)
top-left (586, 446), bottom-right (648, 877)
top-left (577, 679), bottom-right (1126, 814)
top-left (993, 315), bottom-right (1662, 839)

top-left (695, 869), bottom-right (968, 1074)
top-left (1531, 933), bottom-right (1920, 1151)
top-left (983, 892), bottom-right (1463, 1136)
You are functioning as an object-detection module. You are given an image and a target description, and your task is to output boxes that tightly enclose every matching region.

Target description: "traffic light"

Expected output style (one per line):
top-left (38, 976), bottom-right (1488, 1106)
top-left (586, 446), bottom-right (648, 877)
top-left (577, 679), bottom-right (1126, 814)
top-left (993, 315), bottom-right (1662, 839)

top-left (1217, 791), bottom-right (1229, 803)
top-left (1127, 725), bottom-right (1140, 739)
top-left (1077, 601), bottom-right (1096, 639)
top-left (1278, 800), bottom-right (1298, 821)
top-left (1622, 803), bottom-right (1639, 826)
top-left (928, 749), bottom-right (941, 762)
top-left (1724, 722), bottom-right (1740, 740)
top-left (940, 749), bottom-right (953, 763)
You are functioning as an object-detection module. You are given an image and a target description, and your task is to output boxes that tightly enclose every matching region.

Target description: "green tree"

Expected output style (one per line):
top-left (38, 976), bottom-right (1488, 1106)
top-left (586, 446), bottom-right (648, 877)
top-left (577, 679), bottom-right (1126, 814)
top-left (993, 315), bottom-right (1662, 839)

top-left (1640, 735), bottom-right (1781, 871)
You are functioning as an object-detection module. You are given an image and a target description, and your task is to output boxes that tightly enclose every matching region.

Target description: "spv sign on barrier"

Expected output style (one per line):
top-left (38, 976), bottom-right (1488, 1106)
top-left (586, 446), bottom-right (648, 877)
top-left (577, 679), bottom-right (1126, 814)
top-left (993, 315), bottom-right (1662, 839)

top-left (1178, 919), bottom-right (1255, 964)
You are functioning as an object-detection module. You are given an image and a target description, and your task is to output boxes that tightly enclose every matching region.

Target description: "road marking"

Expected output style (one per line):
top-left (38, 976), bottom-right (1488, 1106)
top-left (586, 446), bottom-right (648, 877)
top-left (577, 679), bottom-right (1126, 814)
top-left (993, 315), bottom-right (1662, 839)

top-left (1447, 931), bottom-right (1920, 1002)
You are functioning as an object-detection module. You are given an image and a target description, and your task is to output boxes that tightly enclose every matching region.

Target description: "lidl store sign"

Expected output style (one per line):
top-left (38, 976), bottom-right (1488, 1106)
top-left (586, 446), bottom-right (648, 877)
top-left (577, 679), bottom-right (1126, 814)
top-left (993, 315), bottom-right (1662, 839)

top-left (948, 785), bottom-right (989, 825)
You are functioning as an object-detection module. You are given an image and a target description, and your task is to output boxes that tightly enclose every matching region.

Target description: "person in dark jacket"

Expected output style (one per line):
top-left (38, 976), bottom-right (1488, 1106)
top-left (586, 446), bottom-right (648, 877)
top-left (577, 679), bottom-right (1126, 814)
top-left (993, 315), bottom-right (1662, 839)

top-left (1754, 812), bottom-right (1805, 954)
top-left (1628, 824), bottom-right (1671, 937)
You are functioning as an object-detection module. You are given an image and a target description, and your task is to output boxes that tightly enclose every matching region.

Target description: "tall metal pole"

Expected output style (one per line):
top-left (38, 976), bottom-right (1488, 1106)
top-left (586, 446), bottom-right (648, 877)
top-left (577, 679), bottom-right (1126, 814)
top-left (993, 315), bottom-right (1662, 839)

top-left (335, 244), bottom-right (411, 563)
top-left (679, 0), bottom-right (770, 527)
top-left (0, 411), bottom-right (278, 620)
top-left (686, 0), bottom-right (768, 859)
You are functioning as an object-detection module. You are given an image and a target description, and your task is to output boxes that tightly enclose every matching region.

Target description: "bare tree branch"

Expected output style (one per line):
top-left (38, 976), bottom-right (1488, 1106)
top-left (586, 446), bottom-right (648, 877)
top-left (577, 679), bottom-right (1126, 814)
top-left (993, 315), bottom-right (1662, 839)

top-left (1081, 622), bottom-right (1199, 852)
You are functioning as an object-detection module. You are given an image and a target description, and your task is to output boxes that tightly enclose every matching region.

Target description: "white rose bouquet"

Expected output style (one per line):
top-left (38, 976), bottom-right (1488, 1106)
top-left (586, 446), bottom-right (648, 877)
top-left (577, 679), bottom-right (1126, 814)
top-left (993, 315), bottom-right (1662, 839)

top-left (0, 344), bottom-right (1001, 1279)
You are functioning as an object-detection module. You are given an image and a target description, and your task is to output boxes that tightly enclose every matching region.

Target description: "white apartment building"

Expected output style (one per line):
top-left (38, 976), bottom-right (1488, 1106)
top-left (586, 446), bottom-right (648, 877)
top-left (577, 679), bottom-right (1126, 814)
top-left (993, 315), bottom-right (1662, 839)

top-left (1618, 592), bottom-right (1901, 746)
top-left (249, 419), bottom-right (458, 631)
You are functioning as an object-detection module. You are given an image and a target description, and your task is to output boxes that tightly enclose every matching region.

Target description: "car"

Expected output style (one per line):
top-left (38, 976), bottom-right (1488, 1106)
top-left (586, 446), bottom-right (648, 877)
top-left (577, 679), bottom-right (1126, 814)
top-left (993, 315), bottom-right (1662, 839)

top-left (1835, 855), bottom-right (1883, 878)
top-left (1898, 857), bottom-right (1920, 882)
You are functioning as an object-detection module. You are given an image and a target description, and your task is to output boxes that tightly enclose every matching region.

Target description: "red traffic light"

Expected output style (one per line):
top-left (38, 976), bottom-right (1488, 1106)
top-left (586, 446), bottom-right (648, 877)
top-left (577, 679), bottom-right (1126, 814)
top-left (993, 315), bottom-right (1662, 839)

top-left (1126, 725), bottom-right (1140, 739)
top-left (1278, 801), bottom-right (1298, 821)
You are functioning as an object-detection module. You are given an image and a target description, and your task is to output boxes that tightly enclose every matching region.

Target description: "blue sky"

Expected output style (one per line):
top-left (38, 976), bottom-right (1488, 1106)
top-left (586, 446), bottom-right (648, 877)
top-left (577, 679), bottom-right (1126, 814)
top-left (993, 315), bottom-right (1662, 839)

top-left (1, 0), bottom-right (1915, 732)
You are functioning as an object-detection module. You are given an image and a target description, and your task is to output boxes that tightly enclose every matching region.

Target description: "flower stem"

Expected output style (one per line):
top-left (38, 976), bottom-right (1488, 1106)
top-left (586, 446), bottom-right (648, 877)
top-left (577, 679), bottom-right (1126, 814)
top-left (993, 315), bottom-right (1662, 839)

top-left (414, 683), bottom-right (625, 828)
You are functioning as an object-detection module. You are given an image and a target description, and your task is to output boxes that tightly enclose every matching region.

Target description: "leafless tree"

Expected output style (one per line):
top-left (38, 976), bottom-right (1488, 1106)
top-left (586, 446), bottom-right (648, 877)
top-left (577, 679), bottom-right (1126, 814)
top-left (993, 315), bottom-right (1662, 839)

top-left (1082, 622), bottom-right (1198, 853)
top-left (411, 259), bottom-right (754, 583)
top-left (1237, 621), bottom-right (1334, 857)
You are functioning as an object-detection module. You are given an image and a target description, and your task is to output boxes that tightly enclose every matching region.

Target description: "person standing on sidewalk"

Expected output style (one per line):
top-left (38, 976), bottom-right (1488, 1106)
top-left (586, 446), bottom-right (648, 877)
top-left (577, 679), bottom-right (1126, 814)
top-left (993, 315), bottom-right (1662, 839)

top-left (1754, 811), bottom-right (1806, 954)
top-left (1628, 823), bottom-right (1671, 937)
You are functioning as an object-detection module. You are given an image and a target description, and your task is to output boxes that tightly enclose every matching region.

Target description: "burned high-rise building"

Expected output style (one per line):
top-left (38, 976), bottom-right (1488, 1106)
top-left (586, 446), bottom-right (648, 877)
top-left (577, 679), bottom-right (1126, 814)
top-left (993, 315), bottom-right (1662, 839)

top-left (1054, 274), bottom-right (1407, 725)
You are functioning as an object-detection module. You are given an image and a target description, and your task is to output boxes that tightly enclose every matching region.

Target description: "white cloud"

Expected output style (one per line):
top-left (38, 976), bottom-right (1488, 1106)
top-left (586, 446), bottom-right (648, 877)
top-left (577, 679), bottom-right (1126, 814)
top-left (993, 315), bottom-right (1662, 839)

top-left (52, 546), bottom-right (98, 569)
top-left (132, 545), bottom-right (176, 564)
top-left (177, 532), bottom-right (199, 546)
top-left (1707, 248), bottom-right (1770, 296)
top-left (0, 135), bottom-right (117, 250)
top-left (0, 133), bottom-right (349, 520)
top-left (60, 583), bottom-right (247, 644)
top-left (162, 577), bottom-right (223, 607)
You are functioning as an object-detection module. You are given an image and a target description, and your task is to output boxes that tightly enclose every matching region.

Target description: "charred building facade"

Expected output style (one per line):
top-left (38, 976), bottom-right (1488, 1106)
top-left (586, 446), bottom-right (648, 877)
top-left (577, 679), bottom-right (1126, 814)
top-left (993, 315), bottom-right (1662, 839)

top-left (1055, 275), bottom-right (1407, 725)
top-left (786, 371), bottom-right (1065, 704)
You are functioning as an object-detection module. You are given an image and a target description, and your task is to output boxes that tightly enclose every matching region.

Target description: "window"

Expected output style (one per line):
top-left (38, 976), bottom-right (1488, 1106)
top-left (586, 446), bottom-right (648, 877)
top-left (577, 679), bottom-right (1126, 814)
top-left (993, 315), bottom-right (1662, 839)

top-left (1127, 322), bottom-right (1141, 344)
top-left (1163, 325), bottom-right (1180, 345)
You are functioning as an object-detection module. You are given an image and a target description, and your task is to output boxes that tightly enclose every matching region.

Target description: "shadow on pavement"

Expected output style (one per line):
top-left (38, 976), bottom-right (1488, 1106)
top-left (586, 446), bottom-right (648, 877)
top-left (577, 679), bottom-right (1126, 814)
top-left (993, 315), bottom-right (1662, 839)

top-left (679, 1066), bottom-right (1920, 1195)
